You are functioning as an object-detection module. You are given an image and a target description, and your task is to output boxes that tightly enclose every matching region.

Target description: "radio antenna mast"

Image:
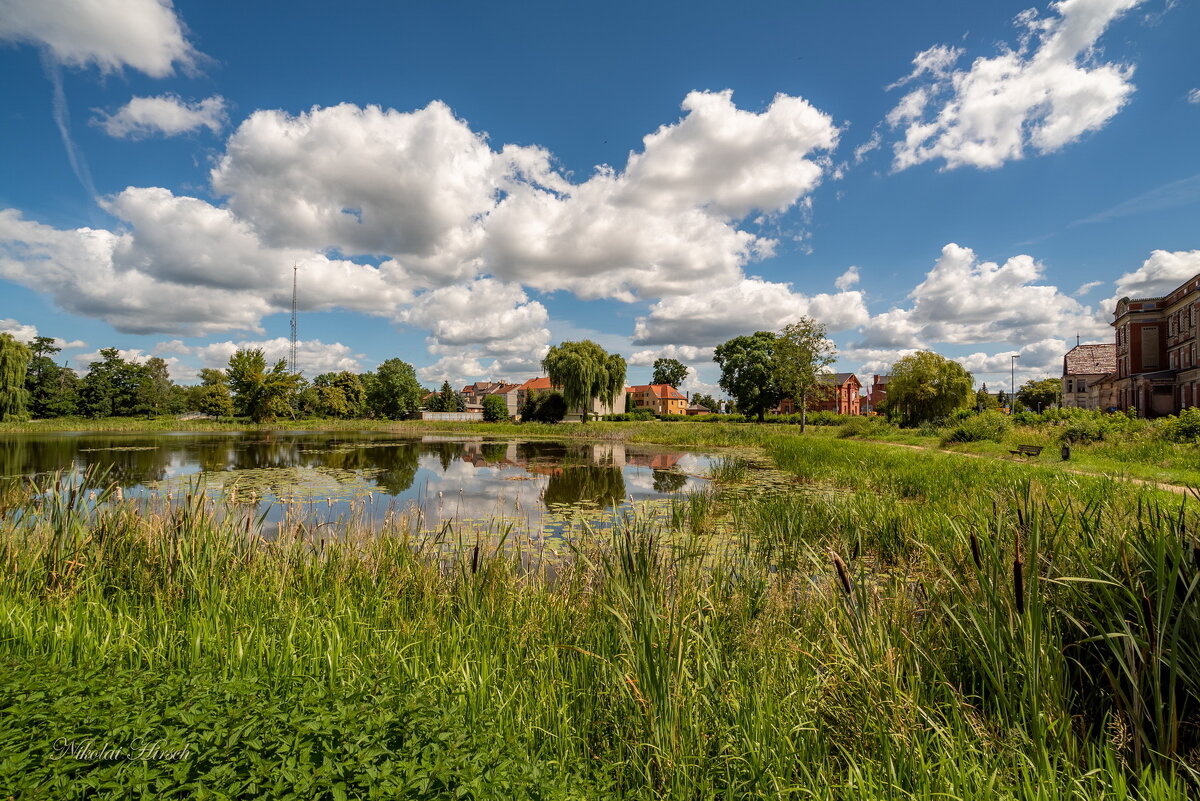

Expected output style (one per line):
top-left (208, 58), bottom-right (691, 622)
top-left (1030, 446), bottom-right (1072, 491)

top-left (290, 264), bottom-right (299, 373)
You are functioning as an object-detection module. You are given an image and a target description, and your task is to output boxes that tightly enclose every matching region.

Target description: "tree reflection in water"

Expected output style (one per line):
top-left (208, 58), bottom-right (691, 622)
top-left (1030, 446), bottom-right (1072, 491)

top-left (0, 433), bottom-right (704, 511)
top-left (651, 469), bottom-right (688, 494)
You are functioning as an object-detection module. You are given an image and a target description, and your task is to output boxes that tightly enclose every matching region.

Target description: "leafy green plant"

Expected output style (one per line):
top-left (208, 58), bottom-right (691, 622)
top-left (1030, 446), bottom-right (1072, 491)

top-left (943, 410), bottom-right (1012, 443)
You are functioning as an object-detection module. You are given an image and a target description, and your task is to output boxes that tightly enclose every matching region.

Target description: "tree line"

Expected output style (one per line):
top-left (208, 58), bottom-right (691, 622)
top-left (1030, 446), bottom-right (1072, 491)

top-left (0, 327), bottom-right (1062, 425)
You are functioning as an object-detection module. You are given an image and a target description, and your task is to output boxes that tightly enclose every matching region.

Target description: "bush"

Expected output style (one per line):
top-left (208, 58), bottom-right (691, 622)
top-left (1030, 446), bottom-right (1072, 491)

top-left (1159, 407), bottom-right (1200, 443)
top-left (837, 416), bottom-right (891, 438)
top-left (520, 390), bottom-right (566, 423)
top-left (943, 410), bottom-right (1011, 443)
top-left (602, 410), bottom-right (656, 422)
top-left (482, 393), bottom-right (509, 422)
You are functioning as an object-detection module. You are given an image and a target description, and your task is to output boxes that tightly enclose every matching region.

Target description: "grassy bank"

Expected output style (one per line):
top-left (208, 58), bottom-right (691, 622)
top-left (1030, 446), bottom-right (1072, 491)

top-left (2, 437), bottom-right (1198, 798)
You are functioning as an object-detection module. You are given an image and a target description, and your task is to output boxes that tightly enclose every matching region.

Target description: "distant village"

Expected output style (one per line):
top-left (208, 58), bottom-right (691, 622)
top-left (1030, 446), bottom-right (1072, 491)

top-left (436, 270), bottom-right (1200, 423)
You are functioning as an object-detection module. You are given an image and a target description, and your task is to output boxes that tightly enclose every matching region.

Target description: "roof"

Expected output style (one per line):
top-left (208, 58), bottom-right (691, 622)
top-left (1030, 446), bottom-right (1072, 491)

top-left (627, 384), bottom-right (686, 400)
top-left (820, 372), bottom-right (859, 387)
top-left (493, 383), bottom-right (521, 394)
top-left (686, 403), bottom-right (712, 412)
top-left (519, 377), bottom-right (554, 391)
top-left (1063, 344), bottom-right (1116, 376)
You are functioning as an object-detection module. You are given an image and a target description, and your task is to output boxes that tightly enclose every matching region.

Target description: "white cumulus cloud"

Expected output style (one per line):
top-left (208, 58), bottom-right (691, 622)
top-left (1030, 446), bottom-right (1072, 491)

top-left (633, 277), bottom-right (868, 347)
top-left (835, 265), bottom-right (860, 290)
top-left (0, 0), bottom-right (199, 76)
top-left (860, 243), bottom-right (1108, 349)
top-left (887, 0), bottom-right (1144, 170)
top-left (1109, 249), bottom-right (1200, 302)
top-left (93, 94), bottom-right (226, 138)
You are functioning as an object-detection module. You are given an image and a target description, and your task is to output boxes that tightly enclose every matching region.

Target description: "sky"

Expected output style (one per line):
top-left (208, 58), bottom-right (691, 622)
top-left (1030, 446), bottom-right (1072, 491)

top-left (0, 0), bottom-right (1198, 396)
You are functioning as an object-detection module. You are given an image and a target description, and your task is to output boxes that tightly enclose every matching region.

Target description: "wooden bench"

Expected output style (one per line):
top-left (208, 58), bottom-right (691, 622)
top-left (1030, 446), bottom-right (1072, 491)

top-left (1009, 444), bottom-right (1043, 458)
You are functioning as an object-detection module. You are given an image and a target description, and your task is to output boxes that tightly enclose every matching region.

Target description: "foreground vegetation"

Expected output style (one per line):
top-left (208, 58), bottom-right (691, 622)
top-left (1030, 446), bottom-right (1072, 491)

top-left (1, 430), bottom-right (1198, 798)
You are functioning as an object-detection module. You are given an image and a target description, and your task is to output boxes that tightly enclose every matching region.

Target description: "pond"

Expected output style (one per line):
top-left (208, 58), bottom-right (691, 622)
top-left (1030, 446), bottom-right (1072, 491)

top-left (0, 431), bottom-right (715, 537)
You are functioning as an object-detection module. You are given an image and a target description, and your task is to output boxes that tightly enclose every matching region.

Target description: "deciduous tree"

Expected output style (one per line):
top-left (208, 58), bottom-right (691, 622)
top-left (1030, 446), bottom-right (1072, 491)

top-left (226, 349), bottom-right (301, 422)
top-left (482, 393), bottom-right (508, 422)
top-left (0, 333), bottom-right (32, 422)
top-left (651, 358), bottom-right (688, 388)
top-left (888, 351), bottom-right (973, 425)
top-left (714, 332), bottom-right (781, 422)
top-left (542, 340), bottom-right (626, 423)
top-left (367, 358), bottom-right (422, 419)
top-left (1016, 378), bottom-right (1061, 412)
top-left (772, 318), bottom-right (836, 433)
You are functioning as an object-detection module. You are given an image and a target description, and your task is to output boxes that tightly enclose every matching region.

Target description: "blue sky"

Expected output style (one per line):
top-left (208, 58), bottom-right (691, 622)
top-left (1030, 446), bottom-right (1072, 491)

top-left (1, 0), bottom-right (1197, 393)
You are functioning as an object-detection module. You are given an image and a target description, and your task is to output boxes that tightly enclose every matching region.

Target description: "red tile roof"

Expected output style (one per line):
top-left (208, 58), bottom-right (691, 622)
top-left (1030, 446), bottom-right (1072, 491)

top-left (520, 377), bottom-right (554, 391)
top-left (627, 384), bottom-right (686, 400)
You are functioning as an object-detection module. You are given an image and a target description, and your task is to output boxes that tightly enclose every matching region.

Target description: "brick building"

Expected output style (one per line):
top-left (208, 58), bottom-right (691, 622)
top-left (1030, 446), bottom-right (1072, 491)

top-left (1113, 273), bottom-right (1200, 416)
top-left (866, 374), bottom-right (890, 414)
top-left (776, 373), bottom-right (862, 416)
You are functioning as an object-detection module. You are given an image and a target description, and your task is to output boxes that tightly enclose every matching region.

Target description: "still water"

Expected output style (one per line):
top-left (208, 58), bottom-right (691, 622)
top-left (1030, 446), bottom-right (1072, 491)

top-left (1, 431), bottom-right (714, 535)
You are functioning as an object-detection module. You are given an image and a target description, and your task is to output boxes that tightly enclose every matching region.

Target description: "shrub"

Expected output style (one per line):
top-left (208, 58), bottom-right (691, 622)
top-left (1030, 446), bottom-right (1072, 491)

top-left (837, 416), bottom-right (891, 438)
top-left (520, 390), bottom-right (566, 423)
top-left (1159, 407), bottom-right (1200, 443)
top-left (943, 410), bottom-right (1011, 443)
top-left (481, 394), bottom-right (509, 422)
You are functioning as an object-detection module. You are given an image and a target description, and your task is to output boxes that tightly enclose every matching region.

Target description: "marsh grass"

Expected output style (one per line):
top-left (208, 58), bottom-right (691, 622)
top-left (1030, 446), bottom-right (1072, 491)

top-left (1, 437), bottom-right (1198, 798)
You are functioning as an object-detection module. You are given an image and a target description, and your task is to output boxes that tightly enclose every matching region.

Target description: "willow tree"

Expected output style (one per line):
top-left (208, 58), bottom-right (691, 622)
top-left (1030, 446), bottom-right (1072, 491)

top-left (0, 333), bottom-right (32, 422)
top-left (542, 340), bottom-right (626, 423)
top-left (888, 350), bottom-right (973, 425)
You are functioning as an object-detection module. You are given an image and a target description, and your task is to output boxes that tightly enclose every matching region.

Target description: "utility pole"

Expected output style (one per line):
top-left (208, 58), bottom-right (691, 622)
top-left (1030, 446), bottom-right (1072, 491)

top-left (1010, 354), bottom-right (1020, 413)
top-left (290, 264), bottom-right (299, 374)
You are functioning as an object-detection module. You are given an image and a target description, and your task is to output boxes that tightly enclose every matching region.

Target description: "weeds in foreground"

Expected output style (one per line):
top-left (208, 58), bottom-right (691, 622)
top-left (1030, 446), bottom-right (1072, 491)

top-left (0, 438), bottom-right (1198, 798)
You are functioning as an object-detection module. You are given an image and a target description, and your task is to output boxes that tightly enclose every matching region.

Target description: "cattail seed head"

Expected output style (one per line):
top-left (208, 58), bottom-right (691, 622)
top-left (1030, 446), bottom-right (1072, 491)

top-left (830, 551), bottom-right (852, 597)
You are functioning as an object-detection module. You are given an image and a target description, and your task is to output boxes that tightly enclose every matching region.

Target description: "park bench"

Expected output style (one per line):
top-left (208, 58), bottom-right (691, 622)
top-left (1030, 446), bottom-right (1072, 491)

top-left (1009, 444), bottom-right (1043, 458)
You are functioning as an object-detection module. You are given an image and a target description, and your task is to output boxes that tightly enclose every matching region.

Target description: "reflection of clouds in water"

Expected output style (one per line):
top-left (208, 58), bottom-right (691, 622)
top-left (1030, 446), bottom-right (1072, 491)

top-left (624, 470), bottom-right (658, 493)
top-left (21, 432), bottom-right (713, 536)
top-left (675, 453), bottom-right (712, 473)
top-left (415, 458), bottom-right (549, 530)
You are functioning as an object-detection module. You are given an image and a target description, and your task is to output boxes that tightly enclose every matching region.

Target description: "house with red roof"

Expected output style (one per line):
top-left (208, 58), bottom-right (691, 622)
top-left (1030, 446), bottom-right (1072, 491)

top-left (626, 384), bottom-right (688, 415)
top-left (775, 373), bottom-right (863, 416)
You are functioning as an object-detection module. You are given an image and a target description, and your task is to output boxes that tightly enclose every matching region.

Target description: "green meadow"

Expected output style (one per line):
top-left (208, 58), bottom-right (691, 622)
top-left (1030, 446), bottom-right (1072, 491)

top-left (1, 422), bottom-right (1198, 798)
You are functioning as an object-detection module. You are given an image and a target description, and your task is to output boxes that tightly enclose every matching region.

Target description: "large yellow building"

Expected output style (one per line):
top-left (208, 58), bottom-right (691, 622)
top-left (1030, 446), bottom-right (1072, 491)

top-left (626, 384), bottom-right (688, 415)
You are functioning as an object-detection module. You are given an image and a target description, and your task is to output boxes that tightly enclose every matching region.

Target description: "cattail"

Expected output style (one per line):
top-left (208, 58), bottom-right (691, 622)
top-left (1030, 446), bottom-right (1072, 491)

top-left (969, 530), bottom-right (983, 571)
top-left (1013, 531), bottom-right (1025, 615)
top-left (830, 550), bottom-right (852, 597)
top-left (470, 543), bottom-right (479, 575)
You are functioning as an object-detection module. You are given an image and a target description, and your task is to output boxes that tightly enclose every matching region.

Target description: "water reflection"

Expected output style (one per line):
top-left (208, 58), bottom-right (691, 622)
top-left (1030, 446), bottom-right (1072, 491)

top-left (1, 432), bottom-right (712, 535)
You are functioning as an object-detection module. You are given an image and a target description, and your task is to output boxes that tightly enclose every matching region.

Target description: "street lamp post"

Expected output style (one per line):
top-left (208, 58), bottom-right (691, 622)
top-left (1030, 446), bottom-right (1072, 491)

top-left (1011, 354), bottom-right (1020, 412)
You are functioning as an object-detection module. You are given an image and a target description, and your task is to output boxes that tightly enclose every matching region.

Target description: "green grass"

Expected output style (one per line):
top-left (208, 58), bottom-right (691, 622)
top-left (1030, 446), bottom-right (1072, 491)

top-left (2, 435), bottom-right (1199, 798)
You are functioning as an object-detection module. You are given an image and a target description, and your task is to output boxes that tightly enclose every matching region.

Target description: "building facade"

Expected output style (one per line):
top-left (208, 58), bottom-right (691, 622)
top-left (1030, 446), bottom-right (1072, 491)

top-left (776, 373), bottom-right (862, 416)
top-left (1113, 273), bottom-right (1200, 416)
top-left (626, 384), bottom-right (688, 415)
top-left (1061, 344), bottom-right (1117, 410)
top-left (867, 374), bottom-right (890, 414)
